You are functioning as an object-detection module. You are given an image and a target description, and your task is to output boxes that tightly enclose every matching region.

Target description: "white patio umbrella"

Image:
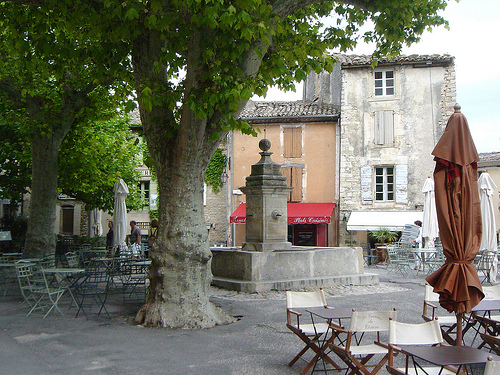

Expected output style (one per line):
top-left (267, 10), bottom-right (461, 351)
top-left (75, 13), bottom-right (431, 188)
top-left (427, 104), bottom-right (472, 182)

top-left (478, 172), bottom-right (498, 281)
top-left (113, 178), bottom-right (129, 251)
top-left (92, 209), bottom-right (102, 237)
top-left (422, 177), bottom-right (439, 248)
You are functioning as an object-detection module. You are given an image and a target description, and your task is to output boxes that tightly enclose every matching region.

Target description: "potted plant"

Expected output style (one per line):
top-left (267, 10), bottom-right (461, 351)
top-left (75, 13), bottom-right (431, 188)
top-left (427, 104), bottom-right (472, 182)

top-left (369, 228), bottom-right (398, 264)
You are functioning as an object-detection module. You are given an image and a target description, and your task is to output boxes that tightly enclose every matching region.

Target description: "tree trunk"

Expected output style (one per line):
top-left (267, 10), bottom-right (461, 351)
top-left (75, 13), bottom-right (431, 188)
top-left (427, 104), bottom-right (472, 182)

top-left (23, 128), bottom-right (66, 258)
top-left (132, 29), bottom-right (236, 328)
top-left (135, 137), bottom-right (235, 328)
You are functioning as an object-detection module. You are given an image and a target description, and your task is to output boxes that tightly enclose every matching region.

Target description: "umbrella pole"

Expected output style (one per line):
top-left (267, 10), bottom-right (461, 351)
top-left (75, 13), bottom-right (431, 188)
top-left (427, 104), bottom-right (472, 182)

top-left (456, 313), bottom-right (463, 346)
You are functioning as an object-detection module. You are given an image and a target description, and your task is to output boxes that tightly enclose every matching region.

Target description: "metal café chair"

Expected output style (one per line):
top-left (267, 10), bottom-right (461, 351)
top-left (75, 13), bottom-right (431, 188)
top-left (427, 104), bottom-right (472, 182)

top-left (14, 261), bottom-right (38, 311)
top-left (15, 261), bottom-right (66, 318)
top-left (121, 260), bottom-right (148, 303)
top-left (475, 250), bottom-right (497, 284)
top-left (63, 252), bottom-right (79, 268)
top-left (74, 265), bottom-right (110, 319)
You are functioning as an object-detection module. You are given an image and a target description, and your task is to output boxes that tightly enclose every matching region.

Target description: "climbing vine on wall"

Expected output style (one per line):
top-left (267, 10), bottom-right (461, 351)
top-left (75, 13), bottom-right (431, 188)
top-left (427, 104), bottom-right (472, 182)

top-left (205, 148), bottom-right (227, 193)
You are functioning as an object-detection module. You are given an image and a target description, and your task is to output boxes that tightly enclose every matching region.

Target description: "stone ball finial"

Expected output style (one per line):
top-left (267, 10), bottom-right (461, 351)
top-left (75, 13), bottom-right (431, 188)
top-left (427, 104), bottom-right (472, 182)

top-left (259, 138), bottom-right (271, 152)
top-left (454, 103), bottom-right (461, 113)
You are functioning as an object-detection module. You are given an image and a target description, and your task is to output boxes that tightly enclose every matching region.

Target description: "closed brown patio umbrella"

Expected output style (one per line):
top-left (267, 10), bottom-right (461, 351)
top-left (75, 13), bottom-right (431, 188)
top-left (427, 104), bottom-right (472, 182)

top-left (425, 104), bottom-right (484, 345)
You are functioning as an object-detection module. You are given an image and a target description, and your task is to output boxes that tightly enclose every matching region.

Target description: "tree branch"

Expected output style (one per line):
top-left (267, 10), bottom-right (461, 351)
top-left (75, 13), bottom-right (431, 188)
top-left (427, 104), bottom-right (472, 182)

top-left (270, 0), bottom-right (373, 18)
top-left (0, 78), bottom-right (22, 99)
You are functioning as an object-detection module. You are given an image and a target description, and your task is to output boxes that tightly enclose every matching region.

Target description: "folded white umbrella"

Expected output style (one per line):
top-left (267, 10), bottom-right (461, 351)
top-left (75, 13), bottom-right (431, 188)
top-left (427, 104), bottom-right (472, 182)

top-left (422, 177), bottom-right (439, 248)
top-left (478, 172), bottom-right (498, 281)
top-left (92, 209), bottom-right (102, 237)
top-left (113, 179), bottom-right (129, 250)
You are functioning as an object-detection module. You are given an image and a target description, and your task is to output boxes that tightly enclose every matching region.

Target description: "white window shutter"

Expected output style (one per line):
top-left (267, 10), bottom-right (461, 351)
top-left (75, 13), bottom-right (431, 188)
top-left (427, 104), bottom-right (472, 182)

top-left (395, 164), bottom-right (408, 204)
top-left (361, 165), bottom-right (373, 204)
top-left (383, 111), bottom-right (394, 144)
top-left (374, 111), bottom-right (384, 145)
top-left (375, 110), bottom-right (394, 145)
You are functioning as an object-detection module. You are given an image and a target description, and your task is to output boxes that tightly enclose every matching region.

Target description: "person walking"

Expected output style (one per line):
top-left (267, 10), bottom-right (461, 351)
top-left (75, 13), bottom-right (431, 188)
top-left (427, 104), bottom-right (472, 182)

top-left (412, 220), bottom-right (423, 270)
top-left (129, 220), bottom-right (142, 258)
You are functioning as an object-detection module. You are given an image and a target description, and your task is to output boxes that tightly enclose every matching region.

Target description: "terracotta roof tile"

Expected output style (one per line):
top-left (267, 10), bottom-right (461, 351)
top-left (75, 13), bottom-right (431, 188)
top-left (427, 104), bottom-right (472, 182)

top-left (479, 152), bottom-right (500, 167)
top-left (332, 53), bottom-right (454, 67)
top-left (240, 100), bottom-right (338, 120)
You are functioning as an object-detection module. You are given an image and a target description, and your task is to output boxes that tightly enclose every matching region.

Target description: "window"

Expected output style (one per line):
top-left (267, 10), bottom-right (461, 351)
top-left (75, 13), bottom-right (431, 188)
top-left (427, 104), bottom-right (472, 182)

top-left (139, 180), bottom-right (150, 205)
top-left (374, 110), bottom-right (394, 145)
top-left (361, 164), bottom-right (407, 205)
top-left (61, 206), bottom-right (74, 235)
top-left (374, 70), bottom-right (394, 96)
top-left (283, 127), bottom-right (302, 158)
top-left (375, 166), bottom-right (394, 201)
top-left (282, 166), bottom-right (302, 202)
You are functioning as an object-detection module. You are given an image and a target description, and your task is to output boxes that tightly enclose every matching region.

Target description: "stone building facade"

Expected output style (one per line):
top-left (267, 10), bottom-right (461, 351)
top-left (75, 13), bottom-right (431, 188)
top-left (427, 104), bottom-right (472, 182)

top-left (305, 54), bottom-right (457, 246)
top-left (229, 101), bottom-right (340, 247)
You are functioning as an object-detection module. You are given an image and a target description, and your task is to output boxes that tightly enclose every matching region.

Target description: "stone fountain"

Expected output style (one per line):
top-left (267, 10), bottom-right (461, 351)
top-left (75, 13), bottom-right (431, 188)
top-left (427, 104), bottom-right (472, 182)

top-left (211, 139), bottom-right (377, 292)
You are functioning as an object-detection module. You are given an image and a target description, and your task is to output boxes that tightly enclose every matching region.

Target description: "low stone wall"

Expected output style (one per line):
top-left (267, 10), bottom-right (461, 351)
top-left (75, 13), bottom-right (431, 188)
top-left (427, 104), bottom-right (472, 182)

top-left (211, 246), bottom-right (378, 292)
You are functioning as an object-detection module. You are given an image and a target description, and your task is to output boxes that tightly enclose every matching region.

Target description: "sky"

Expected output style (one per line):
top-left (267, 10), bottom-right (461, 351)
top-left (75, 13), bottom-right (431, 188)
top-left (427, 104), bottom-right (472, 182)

top-left (253, 0), bottom-right (500, 153)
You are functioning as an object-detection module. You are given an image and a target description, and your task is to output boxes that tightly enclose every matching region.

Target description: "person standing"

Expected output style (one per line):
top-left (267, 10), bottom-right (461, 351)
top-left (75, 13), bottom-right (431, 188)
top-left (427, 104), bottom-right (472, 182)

top-left (129, 220), bottom-right (142, 258)
top-left (412, 220), bottom-right (423, 270)
top-left (106, 221), bottom-right (114, 251)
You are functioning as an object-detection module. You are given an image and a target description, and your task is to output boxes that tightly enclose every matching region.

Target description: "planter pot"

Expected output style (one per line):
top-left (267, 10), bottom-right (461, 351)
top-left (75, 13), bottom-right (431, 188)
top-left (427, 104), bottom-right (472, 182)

top-left (375, 243), bottom-right (388, 263)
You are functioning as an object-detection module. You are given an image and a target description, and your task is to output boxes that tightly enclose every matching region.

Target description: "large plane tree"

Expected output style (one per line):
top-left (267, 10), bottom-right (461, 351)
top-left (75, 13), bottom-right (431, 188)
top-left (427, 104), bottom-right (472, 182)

top-left (0, 3), bottom-right (134, 257)
top-left (1, 0), bottom-right (449, 327)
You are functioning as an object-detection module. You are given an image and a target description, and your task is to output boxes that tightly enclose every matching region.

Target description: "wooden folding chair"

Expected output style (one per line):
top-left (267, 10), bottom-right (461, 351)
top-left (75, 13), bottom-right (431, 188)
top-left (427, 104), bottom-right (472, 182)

top-left (484, 356), bottom-right (500, 375)
top-left (422, 284), bottom-right (457, 345)
top-left (480, 332), bottom-right (500, 356)
top-left (286, 289), bottom-right (339, 374)
top-left (386, 319), bottom-right (457, 375)
top-left (328, 309), bottom-right (396, 375)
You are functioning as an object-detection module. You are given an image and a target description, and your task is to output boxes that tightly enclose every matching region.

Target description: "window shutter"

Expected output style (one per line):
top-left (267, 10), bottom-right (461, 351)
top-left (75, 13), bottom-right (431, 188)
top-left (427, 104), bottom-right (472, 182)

top-left (395, 164), bottom-right (408, 204)
top-left (374, 111), bottom-right (384, 145)
top-left (374, 110), bottom-right (394, 145)
top-left (290, 166), bottom-right (302, 202)
top-left (282, 167), bottom-right (292, 201)
top-left (360, 165), bottom-right (373, 204)
top-left (383, 111), bottom-right (394, 144)
top-left (284, 127), bottom-right (302, 157)
top-left (281, 166), bottom-right (302, 202)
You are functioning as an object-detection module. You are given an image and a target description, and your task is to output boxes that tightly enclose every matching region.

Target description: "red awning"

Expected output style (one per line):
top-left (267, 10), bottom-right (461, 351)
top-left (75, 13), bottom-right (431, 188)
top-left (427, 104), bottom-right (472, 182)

top-left (230, 202), bottom-right (335, 224)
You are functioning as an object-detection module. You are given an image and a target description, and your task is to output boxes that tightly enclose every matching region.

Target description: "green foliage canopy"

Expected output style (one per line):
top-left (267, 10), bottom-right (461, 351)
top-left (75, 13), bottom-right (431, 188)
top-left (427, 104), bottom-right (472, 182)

top-left (58, 117), bottom-right (144, 212)
top-left (205, 148), bottom-right (227, 193)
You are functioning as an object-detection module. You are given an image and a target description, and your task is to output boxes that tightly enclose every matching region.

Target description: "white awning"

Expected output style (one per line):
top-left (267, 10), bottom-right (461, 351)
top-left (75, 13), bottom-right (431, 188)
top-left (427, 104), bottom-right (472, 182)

top-left (347, 211), bottom-right (423, 232)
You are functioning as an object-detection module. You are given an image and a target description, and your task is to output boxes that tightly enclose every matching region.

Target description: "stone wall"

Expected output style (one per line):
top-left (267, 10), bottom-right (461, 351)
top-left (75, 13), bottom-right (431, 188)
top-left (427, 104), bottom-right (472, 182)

top-left (204, 185), bottom-right (228, 246)
top-left (338, 60), bottom-right (456, 245)
top-left (211, 246), bottom-right (376, 292)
